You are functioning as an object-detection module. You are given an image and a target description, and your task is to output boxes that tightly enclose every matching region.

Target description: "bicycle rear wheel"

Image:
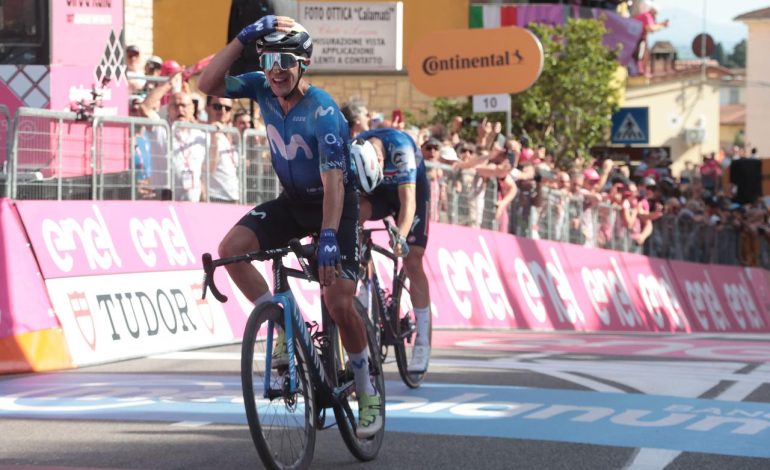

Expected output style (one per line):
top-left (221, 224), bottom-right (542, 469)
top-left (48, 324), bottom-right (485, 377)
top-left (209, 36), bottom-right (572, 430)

top-left (394, 305), bottom-right (431, 389)
top-left (334, 299), bottom-right (386, 461)
top-left (241, 302), bottom-right (316, 470)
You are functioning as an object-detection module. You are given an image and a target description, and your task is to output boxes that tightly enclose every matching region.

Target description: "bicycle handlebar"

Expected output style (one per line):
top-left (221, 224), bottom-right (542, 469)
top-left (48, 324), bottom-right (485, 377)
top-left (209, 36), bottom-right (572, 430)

top-left (201, 239), bottom-right (317, 303)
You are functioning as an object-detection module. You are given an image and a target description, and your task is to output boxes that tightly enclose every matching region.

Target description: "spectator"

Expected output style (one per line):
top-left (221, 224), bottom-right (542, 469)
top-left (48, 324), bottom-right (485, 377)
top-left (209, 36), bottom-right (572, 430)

top-left (139, 72), bottom-right (206, 202)
top-left (453, 143), bottom-right (487, 228)
top-left (632, 0), bottom-right (669, 76)
top-left (700, 153), bottom-right (721, 193)
top-left (233, 108), bottom-right (252, 134)
top-left (206, 96), bottom-right (240, 204)
top-left (129, 96), bottom-right (156, 199)
top-left (340, 100), bottom-right (370, 136)
top-left (422, 138), bottom-right (446, 223)
top-left (126, 45), bottom-right (146, 93)
top-left (143, 55), bottom-right (163, 93)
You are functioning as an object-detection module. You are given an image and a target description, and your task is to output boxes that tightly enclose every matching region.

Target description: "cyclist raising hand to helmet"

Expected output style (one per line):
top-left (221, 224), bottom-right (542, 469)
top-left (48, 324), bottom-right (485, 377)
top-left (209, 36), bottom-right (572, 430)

top-left (199, 17), bottom-right (382, 438)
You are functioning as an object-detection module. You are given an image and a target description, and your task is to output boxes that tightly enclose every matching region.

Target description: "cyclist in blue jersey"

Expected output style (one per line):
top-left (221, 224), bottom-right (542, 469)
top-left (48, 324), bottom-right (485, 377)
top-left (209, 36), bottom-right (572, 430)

top-left (345, 120), bottom-right (433, 373)
top-left (198, 17), bottom-right (381, 438)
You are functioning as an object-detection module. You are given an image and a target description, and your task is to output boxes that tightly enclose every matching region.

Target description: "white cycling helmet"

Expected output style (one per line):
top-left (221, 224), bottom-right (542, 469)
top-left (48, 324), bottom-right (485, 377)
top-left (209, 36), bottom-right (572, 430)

top-left (351, 138), bottom-right (382, 193)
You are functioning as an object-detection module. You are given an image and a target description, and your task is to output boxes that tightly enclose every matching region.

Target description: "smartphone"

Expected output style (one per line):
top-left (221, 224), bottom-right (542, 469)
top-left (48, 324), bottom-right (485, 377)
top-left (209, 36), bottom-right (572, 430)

top-left (392, 109), bottom-right (403, 122)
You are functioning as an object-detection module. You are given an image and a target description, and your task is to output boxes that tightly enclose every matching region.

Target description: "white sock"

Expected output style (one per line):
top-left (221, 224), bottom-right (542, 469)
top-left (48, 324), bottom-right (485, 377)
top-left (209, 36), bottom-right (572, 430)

top-left (254, 291), bottom-right (273, 308)
top-left (414, 307), bottom-right (430, 346)
top-left (349, 349), bottom-right (376, 396)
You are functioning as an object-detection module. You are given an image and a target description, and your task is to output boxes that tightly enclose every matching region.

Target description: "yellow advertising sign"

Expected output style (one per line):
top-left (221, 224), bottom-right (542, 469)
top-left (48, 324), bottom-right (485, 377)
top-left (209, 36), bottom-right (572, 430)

top-left (408, 27), bottom-right (544, 97)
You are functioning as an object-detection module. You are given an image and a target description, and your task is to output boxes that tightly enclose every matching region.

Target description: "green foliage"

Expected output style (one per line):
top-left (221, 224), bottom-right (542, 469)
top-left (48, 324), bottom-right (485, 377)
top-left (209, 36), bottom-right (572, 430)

top-left (510, 18), bottom-right (620, 168)
top-left (422, 18), bottom-right (620, 168)
top-left (726, 39), bottom-right (746, 68)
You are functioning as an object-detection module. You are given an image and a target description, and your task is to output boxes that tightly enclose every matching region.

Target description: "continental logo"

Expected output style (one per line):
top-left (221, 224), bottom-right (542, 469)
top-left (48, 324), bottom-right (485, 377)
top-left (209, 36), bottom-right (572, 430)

top-left (422, 50), bottom-right (524, 76)
top-left (408, 27), bottom-right (543, 97)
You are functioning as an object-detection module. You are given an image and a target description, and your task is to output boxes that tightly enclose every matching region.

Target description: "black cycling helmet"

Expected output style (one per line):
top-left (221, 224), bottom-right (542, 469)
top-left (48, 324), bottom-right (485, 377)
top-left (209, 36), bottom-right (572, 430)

top-left (256, 23), bottom-right (313, 59)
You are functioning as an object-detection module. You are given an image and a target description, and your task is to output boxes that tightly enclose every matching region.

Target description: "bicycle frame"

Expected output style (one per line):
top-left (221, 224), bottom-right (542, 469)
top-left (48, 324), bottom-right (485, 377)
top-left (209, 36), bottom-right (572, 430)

top-left (202, 241), bottom-right (356, 415)
top-left (360, 227), bottom-right (409, 346)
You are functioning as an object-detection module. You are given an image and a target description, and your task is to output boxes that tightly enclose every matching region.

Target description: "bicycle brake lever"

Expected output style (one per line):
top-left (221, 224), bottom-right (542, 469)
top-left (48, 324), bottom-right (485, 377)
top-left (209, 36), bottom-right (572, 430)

top-left (202, 253), bottom-right (228, 303)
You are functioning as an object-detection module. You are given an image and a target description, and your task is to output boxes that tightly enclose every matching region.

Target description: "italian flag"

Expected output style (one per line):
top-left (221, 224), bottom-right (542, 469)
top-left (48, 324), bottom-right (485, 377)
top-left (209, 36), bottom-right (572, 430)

top-left (469, 4), bottom-right (518, 28)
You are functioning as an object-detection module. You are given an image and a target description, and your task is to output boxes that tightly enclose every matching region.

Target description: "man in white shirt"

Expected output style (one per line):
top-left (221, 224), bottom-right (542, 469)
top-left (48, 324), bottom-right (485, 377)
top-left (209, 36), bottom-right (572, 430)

top-left (139, 72), bottom-right (207, 202)
top-left (206, 96), bottom-right (240, 203)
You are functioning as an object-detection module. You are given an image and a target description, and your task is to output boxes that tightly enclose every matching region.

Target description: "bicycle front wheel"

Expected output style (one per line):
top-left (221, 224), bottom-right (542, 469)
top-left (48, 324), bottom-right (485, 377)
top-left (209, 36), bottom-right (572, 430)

top-left (394, 305), bottom-right (432, 389)
top-left (334, 299), bottom-right (386, 461)
top-left (241, 302), bottom-right (316, 470)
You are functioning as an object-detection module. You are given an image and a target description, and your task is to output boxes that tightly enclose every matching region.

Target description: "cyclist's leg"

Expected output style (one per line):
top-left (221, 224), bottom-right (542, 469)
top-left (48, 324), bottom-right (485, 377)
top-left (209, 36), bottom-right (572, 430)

top-left (324, 193), bottom-right (382, 436)
top-left (223, 196), bottom-right (305, 365)
top-left (220, 196), bottom-right (302, 301)
top-left (405, 168), bottom-right (432, 370)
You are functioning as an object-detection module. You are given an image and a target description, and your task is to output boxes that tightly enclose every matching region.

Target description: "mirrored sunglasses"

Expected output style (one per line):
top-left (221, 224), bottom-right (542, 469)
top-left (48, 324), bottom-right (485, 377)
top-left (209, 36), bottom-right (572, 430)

top-left (259, 52), bottom-right (304, 71)
top-left (211, 103), bottom-right (232, 112)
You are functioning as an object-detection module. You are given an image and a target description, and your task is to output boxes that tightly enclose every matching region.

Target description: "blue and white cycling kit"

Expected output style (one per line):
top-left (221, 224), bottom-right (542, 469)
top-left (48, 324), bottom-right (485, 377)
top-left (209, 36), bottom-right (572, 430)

top-left (225, 72), bottom-right (359, 279)
top-left (355, 128), bottom-right (430, 248)
top-left (225, 72), bottom-right (355, 200)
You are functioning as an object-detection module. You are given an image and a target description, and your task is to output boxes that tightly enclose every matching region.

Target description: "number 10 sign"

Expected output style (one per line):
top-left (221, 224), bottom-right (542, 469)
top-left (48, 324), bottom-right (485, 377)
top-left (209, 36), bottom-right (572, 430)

top-left (472, 93), bottom-right (511, 113)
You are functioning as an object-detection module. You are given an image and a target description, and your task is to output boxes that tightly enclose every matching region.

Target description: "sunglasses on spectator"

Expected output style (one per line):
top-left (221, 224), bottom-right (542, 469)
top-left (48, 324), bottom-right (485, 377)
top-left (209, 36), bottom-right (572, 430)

top-left (211, 103), bottom-right (232, 112)
top-left (423, 145), bottom-right (439, 151)
top-left (259, 52), bottom-right (306, 71)
top-left (459, 148), bottom-right (473, 153)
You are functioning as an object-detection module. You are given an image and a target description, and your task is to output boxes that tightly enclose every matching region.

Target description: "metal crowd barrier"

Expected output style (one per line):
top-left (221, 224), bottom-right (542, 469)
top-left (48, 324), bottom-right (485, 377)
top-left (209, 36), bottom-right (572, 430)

top-left (3, 107), bottom-right (768, 267)
top-left (93, 115), bottom-right (171, 201)
top-left (9, 108), bottom-right (95, 200)
top-left (0, 105), bottom-right (10, 196)
top-left (242, 128), bottom-right (280, 205)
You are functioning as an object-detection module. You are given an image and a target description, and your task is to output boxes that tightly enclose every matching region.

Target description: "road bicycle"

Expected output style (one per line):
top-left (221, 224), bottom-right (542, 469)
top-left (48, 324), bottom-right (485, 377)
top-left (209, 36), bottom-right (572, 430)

top-left (358, 219), bottom-right (431, 388)
top-left (202, 238), bottom-right (385, 469)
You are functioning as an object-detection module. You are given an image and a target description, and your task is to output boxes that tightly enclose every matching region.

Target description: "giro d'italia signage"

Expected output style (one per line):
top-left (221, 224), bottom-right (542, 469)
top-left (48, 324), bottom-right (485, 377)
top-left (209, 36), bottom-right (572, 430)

top-left (298, 1), bottom-right (403, 71)
top-left (408, 27), bottom-right (543, 97)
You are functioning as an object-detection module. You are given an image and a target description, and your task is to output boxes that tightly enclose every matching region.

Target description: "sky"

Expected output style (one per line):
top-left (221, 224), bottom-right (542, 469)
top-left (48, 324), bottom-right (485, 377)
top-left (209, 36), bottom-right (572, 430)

top-left (653, 0), bottom-right (769, 55)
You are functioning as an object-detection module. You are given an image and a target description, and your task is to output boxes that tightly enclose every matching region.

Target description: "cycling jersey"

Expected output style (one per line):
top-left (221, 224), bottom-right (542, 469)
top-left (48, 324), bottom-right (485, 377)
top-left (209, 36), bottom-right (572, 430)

top-left (225, 72), bottom-right (354, 200)
top-left (355, 127), bottom-right (421, 187)
top-left (356, 128), bottom-right (429, 247)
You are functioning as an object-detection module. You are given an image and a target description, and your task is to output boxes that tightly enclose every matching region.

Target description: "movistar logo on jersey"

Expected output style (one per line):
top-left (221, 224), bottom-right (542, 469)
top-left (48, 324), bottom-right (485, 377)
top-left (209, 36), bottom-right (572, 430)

top-left (323, 245), bottom-right (337, 253)
top-left (266, 124), bottom-right (313, 160)
top-left (315, 106), bottom-right (334, 118)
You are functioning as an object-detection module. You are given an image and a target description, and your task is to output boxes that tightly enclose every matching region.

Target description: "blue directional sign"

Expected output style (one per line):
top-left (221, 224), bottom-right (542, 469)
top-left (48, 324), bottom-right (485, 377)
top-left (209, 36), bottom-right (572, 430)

top-left (611, 107), bottom-right (649, 144)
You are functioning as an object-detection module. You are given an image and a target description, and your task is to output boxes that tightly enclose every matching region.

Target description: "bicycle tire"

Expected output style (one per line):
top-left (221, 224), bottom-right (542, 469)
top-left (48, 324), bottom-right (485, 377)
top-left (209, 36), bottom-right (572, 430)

top-left (241, 302), bottom-right (316, 470)
top-left (394, 304), bottom-right (431, 389)
top-left (333, 298), bottom-right (386, 461)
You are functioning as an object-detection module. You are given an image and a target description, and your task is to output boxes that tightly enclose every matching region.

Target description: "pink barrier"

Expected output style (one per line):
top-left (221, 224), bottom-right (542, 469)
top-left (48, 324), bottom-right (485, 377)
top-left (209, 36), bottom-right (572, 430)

top-left (2, 198), bottom-right (770, 372)
top-left (0, 199), bottom-right (59, 337)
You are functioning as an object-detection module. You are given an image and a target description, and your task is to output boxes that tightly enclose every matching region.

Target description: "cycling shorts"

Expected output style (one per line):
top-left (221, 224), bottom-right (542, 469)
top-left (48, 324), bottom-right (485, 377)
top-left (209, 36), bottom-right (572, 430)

top-left (365, 170), bottom-right (429, 248)
top-left (237, 191), bottom-right (360, 281)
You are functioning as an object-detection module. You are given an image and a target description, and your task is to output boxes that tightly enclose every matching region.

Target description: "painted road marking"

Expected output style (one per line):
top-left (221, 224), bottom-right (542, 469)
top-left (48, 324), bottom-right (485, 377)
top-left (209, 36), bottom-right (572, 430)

top-left (1, 374), bottom-right (769, 459)
top-left (435, 331), bottom-right (770, 362)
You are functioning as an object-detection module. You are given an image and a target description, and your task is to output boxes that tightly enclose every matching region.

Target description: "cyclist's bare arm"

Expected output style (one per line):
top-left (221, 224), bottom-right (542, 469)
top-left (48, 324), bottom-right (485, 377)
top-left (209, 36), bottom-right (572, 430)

top-left (396, 183), bottom-right (416, 238)
top-left (320, 168), bottom-right (345, 284)
top-left (198, 40), bottom-right (245, 97)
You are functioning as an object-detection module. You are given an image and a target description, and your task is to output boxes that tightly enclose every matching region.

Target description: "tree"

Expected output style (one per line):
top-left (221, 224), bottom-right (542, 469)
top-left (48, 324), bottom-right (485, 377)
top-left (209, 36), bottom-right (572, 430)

top-left (510, 18), bottom-right (620, 168)
top-left (726, 39), bottom-right (746, 68)
top-left (417, 18), bottom-right (619, 167)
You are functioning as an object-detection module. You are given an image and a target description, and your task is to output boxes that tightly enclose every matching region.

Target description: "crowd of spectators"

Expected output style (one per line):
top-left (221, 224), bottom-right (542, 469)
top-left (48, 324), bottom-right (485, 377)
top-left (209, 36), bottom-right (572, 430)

top-left (337, 98), bottom-right (768, 267)
top-left (122, 46), bottom-right (768, 267)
